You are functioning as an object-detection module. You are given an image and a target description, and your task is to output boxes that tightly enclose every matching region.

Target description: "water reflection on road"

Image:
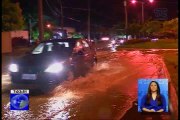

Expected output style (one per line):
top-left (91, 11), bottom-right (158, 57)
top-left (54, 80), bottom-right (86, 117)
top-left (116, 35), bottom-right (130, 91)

top-left (2, 49), bottom-right (178, 120)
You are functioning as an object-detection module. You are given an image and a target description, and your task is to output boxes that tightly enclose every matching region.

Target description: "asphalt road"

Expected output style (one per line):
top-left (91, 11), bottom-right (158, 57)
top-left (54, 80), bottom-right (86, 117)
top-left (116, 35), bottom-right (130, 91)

top-left (2, 41), bottom-right (178, 120)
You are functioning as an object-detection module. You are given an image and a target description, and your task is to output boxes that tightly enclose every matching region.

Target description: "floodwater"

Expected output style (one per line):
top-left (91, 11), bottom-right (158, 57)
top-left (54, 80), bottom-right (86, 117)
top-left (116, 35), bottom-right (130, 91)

top-left (2, 43), bottom-right (178, 120)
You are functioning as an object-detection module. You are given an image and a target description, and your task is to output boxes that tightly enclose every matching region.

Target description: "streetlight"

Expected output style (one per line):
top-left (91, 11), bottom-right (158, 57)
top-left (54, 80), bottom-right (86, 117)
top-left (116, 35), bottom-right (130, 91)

top-left (149, 0), bottom-right (154, 3)
top-left (46, 24), bottom-right (51, 28)
top-left (88, 0), bottom-right (91, 42)
top-left (38, 0), bottom-right (44, 42)
top-left (124, 0), bottom-right (128, 41)
top-left (131, 0), bottom-right (154, 24)
top-left (28, 15), bottom-right (32, 44)
top-left (131, 0), bottom-right (136, 4)
top-left (60, 0), bottom-right (64, 29)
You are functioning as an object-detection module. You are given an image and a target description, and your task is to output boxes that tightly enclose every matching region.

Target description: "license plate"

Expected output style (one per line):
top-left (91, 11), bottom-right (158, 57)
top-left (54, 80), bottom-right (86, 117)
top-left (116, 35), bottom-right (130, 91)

top-left (22, 74), bottom-right (37, 80)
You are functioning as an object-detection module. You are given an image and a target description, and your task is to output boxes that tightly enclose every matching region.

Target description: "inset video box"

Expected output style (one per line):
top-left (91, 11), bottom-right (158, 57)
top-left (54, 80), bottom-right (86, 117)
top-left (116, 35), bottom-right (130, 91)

top-left (10, 89), bottom-right (29, 110)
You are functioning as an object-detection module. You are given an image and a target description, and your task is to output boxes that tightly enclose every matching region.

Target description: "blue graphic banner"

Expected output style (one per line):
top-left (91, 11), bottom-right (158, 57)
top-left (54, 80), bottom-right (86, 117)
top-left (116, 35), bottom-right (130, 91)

top-left (10, 90), bottom-right (29, 110)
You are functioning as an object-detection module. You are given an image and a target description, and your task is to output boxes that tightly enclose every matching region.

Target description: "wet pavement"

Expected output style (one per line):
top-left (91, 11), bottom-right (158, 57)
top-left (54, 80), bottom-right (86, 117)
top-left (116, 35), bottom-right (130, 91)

top-left (2, 42), bottom-right (178, 120)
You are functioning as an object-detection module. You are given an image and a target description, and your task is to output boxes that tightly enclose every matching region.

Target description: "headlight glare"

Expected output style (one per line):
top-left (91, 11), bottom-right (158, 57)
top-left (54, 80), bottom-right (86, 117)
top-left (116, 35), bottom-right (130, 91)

top-left (9, 64), bottom-right (18, 72)
top-left (45, 63), bottom-right (63, 73)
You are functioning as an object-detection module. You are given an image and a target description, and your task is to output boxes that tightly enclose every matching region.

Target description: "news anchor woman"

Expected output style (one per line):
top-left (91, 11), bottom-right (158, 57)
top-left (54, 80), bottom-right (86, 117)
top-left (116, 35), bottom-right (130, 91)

top-left (140, 81), bottom-right (166, 112)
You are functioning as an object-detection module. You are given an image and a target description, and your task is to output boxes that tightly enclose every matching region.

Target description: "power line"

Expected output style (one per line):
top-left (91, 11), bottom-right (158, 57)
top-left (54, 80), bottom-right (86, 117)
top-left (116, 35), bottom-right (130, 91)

top-left (45, 0), bottom-right (118, 24)
top-left (45, 0), bottom-right (61, 17)
top-left (44, 0), bottom-right (118, 28)
top-left (62, 6), bottom-right (116, 21)
top-left (45, 0), bottom-right (81, 22)
top-left (63, 7), bottom-right (89, 11)
top-left (63, 16), bottom-right (81, 22)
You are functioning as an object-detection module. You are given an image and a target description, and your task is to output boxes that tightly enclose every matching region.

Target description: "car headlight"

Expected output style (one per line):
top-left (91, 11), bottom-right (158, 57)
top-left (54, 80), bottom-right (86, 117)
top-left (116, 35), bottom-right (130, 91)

top-left (45, 63), bottom-right (63, 73)
top-left (9, 64), bottom-right (19, 72)
top-left (111, 40), bottom-right (116, 44)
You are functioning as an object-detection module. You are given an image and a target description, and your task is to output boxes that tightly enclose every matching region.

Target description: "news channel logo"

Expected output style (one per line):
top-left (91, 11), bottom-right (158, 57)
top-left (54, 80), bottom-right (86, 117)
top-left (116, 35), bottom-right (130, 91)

top-left (10, 89), bottom-right (29, 110)
top-left (138, 79), bottom-right (168, 112)
top-left (154, 8), bottom-right (168, 20)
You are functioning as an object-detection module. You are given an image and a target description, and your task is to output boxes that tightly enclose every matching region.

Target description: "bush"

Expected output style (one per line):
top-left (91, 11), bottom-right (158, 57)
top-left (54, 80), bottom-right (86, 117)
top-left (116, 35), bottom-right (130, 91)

top-left (124, 39), bottom-right (151, 45)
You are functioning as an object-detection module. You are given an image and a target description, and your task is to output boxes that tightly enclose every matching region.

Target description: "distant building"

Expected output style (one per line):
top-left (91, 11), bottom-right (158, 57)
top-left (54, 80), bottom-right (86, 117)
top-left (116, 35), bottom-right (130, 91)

top-left (52, 27), bottom-right (76, 39)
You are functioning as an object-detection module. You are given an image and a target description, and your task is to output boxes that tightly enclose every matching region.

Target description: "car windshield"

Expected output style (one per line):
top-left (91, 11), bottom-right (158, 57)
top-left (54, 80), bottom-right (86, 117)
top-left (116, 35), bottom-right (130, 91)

top-left (32, 42), bottom-right (74, 55)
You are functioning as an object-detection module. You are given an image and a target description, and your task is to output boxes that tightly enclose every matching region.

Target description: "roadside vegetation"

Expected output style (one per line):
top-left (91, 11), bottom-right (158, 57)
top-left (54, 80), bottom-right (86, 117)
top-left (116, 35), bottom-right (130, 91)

top-left (117, 39), bottom-right (178, 49)
top-left (2, 0), bottom-right (24, 31)
top-left (112, 18), bottom-right (178, 40)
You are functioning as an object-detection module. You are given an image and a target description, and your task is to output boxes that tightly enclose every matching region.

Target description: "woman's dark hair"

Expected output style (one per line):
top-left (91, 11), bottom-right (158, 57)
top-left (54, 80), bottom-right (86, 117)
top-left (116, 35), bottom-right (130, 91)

top-left (146, 81), bottom-right (162, 105)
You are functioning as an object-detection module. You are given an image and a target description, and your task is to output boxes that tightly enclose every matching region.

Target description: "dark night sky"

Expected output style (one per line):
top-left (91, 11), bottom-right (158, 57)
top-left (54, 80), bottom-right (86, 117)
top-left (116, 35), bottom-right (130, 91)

top-left (15, 0), bottom-right (178, 31)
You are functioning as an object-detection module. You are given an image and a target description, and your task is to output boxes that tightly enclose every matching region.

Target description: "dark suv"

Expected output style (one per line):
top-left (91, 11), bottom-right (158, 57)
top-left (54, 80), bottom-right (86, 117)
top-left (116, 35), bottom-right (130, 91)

top-left (9, 38), bottom-right (97, 92)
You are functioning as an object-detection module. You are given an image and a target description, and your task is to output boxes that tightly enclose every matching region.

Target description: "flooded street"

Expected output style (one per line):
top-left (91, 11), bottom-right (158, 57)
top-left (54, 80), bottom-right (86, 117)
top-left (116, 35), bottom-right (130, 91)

top-left (2, 43), bottom-right (178, 120)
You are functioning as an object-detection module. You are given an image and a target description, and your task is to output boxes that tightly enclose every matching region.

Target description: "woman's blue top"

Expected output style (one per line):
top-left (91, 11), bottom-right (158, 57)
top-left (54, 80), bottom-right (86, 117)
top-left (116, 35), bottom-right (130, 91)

top-left (141, 94), bottom-right (166, 112)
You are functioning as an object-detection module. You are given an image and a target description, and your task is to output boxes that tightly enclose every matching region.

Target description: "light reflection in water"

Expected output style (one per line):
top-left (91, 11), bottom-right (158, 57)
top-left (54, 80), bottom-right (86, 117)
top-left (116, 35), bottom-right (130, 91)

top-left (38, 90), bottom-right (81, 119)
top-left (111, 47), bottom-right (117, 52)
top-left (3, 90), bottom-right (81, 120)
top-left (3, 102), bottom-right (34, 120)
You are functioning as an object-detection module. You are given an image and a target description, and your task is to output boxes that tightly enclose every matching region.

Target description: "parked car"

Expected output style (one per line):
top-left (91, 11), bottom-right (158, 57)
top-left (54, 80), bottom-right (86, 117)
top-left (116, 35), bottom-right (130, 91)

top-left (9, 38), bottom-right (97, 92)
top-left (116, 38), bottom-right (125, 45)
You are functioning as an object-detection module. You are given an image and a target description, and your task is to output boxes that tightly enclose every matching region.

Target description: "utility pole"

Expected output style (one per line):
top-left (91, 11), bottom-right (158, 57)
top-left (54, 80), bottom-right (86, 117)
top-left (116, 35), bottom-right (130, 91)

top-left (124, 0), bottom-right (128, 41)
top-left (141, 2), bottom-right (144, 24)
top-left (88, 0), bottom-right (91, 42)
top-left (141, 2), bottom-right (144, 37)
top-left (28, 15), bottom-right (32, 44)
top-left (60, 0), bottom-right (64, 29)
top-left (38, 0), bottom-right (44, 42)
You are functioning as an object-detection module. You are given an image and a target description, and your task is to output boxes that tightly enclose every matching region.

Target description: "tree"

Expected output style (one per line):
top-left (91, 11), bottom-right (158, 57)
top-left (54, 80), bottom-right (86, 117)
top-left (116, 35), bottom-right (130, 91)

top-left (29, 15), bottom-right (58, 41)
top-left (111, 23), bottom-right (125, 35)
top-left (140, 20), bottom-right (162, 37)
top-left (127, 23), bottom-right (142, 38)
top-left (147, 21), bottom-right (162, 36)
top-left (2, 0), bottom-right (24, 31)
top-left (151, 18), bottom-right (178, 39)
top-left (31, 21), bottom-right (54, 41)
top-left (161, 18), bottom-right (178, 38)
top-left (72, 32), bottom-right (84, 38)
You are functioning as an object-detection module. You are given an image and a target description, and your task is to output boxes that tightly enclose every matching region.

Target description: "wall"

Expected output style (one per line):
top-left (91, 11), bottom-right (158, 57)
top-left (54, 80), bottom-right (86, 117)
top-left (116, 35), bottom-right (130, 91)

top-left (10, 31), bottom-right (29, 39)
top-left (2, 32), bottom-right (12, 53)
top-left (2, 31), bottom-right (29, 53)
